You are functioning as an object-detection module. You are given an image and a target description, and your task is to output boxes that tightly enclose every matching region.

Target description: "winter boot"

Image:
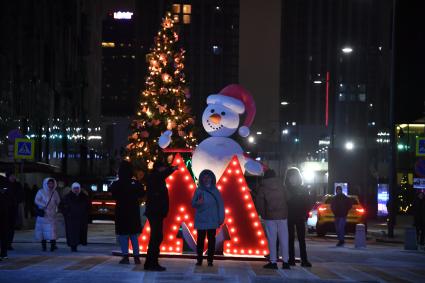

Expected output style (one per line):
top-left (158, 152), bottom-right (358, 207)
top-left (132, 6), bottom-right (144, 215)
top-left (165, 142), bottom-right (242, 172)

top-left (263, 262), bottom-right (278, 269)
top-left (282, 262), bottom-right (291, 269)
top-left (196, 256), bottom-right (203, 266)
top-left (301, 260), bottom-right (312, 267)
top-left (119, 255), bottom-right (130, 264)
top-left (134, 256), bottom-right (141, 265)
top-left (50, 240), bottom-right (58, 251)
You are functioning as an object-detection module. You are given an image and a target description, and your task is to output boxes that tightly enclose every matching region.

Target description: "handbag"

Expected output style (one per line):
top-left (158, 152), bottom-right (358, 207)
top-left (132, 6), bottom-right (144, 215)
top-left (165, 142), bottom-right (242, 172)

top-left (35, 192), bottom-right (54, 218)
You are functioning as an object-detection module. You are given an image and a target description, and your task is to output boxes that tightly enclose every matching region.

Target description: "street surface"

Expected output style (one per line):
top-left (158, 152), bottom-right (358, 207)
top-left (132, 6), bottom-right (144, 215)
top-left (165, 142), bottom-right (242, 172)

top-left (1, 222), bottom-right (424, 283)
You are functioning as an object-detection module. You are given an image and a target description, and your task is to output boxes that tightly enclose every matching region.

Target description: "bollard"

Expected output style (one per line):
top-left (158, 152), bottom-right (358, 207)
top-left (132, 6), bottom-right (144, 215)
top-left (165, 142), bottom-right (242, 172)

top-left (404, 227), bottom-right (418, 250)
top-left (355, 224), bottom-right (367, 248)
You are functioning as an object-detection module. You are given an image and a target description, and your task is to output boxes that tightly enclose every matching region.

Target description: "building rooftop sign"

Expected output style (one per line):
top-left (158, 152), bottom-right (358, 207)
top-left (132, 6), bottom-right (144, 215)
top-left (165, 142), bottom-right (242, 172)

top-left (113, 11), bottom-right (133, 20)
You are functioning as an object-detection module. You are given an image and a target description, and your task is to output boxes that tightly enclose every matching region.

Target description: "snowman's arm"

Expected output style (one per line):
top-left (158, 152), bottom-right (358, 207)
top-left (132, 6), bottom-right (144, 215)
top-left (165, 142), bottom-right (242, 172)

top-left (244, 159), bottom-right (263, 176)
top-left (158, 130), bottom-right (173, 149)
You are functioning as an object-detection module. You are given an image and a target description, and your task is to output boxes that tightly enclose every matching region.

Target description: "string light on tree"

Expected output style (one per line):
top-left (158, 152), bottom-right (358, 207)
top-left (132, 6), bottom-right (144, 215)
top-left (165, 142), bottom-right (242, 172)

top-left (126, 12), bottom-right (196, 171)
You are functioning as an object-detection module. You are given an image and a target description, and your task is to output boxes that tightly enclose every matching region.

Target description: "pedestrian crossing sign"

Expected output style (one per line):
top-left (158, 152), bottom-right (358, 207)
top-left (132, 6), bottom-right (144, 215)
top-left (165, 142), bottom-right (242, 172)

top-left (14, 138), bottom-right (35, 160)
top-left (417, 137), bottom-right (425, 156)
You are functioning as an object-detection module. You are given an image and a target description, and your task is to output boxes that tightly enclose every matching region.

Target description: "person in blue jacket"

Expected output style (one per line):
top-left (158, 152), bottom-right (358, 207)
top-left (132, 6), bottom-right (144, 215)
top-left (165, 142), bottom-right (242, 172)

top-left (192, 169), bottom-right (224, 266)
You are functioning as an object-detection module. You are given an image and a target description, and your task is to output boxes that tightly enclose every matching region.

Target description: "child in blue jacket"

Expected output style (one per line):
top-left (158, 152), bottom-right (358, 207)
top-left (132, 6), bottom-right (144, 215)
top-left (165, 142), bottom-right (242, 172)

top-left (192, 169), bottom-right (224, 266)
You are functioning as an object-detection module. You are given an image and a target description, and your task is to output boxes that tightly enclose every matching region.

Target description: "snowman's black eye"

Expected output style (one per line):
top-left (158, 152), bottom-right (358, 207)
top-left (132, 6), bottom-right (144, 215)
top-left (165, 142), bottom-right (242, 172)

top-left (221, 111), bottom-right (226, 116)
top-left (210, 109), bottom-right (215, 113)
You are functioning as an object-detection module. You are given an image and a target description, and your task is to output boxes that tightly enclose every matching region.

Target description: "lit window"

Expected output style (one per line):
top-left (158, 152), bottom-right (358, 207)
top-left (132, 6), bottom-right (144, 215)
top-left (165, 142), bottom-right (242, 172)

top-left (101, 42), bottom-right (115, 48)
top-left (183, 4), bottom-right (191, 14)
top-left (172, 4), bottom-right (181, 13)
top-left (183, 15), bottom-right (191, 24)
top-left (173, 4), bottom-right (191, 25)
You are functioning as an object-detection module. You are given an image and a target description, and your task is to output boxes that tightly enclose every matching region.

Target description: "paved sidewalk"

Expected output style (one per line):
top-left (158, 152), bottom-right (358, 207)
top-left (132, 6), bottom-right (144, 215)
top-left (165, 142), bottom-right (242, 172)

top-left (1, 238), bottom-right (424, 283)
top-left (3, 221), bottom-right (425, 283)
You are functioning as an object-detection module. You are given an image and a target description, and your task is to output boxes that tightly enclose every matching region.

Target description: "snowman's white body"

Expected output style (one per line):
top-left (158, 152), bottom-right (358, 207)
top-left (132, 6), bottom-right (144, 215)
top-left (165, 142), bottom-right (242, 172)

top-left (191, 137), bottom-right (246, 180)
top-left (159, 89), bottom-right (263, 179)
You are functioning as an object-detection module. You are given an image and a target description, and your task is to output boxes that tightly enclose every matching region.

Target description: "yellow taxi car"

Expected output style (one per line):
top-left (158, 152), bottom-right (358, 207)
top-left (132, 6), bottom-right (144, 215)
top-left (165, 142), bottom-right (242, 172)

top-left (307, 194), bottom-right (366, 236)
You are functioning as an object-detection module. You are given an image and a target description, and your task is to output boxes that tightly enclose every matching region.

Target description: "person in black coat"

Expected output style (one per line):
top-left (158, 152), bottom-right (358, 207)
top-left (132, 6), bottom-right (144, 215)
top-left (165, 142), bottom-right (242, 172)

top-left (111, 161), bottom-right (145, 265)
top-left (331, 186), bottom-right (353, 246)
top-left (62, 182), bottom-right (89, 252)
top-left (413, 192), bottom-right (425, 246)
top-left (0, 176), bottom-right (11, 260)
top-left (285, 167), bottom-right (312, 267)
top-left (144, 160), bottom-right (177, 271)
top-left (6, 171), bottom-right (24, 250)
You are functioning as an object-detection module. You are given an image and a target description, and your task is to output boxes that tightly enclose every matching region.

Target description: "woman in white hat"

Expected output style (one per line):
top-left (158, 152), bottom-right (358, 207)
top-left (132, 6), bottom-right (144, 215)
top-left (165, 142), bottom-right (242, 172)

top-left (61, 182), bottom-right (89, 252)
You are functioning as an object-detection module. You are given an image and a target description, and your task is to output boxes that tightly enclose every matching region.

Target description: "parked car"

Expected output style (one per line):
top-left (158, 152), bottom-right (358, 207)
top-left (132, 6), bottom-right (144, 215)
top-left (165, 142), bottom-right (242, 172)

top-left (307, 194), bottom-right (366, 236)
top-left (88, 176), bottom-right (146, 223)
top-left (88, 192), bottom-right (116, 223)
top-left (88, 176), bottom-right (118, 223)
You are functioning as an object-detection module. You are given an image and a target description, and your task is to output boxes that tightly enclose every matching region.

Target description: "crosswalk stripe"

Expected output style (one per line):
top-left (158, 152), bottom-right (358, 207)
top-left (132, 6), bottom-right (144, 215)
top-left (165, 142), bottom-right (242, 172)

top-left (0, 256), bottom-right (51, 270)
top-left (249, 264), bottom-right (281, 277)
top-left (307, 265), bottom-right (342, 280)
top-left (407, 268), bottom-right (425, 277)
top-left (353, 265), bottom-right (411, 283)
top-left (64, 256), bottom-right (110, 270)
top-left (193, 265), bottom-right (220, 274)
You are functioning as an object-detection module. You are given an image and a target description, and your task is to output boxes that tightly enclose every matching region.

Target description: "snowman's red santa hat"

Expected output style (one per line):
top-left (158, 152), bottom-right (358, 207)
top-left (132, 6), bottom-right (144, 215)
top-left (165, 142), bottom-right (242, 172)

top-left (207, 84), bottom-right (256, 137)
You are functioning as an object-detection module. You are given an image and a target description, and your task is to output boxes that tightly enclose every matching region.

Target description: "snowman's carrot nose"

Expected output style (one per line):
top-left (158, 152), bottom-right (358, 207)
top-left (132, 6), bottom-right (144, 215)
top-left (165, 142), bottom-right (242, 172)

top-left (209, 113), bottom-right (221, 124)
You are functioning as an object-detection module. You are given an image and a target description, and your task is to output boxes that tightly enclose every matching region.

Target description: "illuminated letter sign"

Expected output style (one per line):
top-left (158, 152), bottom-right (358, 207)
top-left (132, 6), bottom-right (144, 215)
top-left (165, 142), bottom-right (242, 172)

top-left (136, 155), bottom-right (269, 257)
top-left (113, 11), bottom-right (133, 19)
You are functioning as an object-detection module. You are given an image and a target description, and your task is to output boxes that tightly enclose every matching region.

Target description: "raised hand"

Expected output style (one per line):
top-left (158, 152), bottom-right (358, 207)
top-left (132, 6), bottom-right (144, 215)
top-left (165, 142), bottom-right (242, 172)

top-left (158, 130), bottom-right (173, 149)
top-left (244, 160), bottom-right (263, 176)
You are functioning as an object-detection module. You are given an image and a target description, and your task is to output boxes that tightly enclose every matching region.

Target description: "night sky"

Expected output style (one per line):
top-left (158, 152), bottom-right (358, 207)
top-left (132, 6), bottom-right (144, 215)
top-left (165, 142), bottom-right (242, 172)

top-left (394, 0), bottom-right (425, 122)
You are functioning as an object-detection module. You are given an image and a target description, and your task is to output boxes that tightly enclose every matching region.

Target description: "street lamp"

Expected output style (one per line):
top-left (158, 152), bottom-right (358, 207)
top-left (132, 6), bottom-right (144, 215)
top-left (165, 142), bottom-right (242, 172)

top-left (248, 136), bottom-right (255, 143)
top-left (302, 169), bottom-right (315, 184)
top-left (345, 141), bottom-right (354, 151)
top-left (342, 47), bottom-right (353, 54)
top-left (281, 101), bottom-right (289, 106)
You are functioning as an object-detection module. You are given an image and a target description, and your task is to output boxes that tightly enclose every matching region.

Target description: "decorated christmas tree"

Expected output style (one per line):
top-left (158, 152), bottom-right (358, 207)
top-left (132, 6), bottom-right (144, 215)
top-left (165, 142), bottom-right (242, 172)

top-left (127, 12), bottom-right (196, 171)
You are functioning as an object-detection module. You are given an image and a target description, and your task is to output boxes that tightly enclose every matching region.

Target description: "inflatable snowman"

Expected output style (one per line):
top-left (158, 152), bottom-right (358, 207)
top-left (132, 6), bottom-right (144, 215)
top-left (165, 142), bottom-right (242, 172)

top-left (159, 84), bottom-right (263, 179)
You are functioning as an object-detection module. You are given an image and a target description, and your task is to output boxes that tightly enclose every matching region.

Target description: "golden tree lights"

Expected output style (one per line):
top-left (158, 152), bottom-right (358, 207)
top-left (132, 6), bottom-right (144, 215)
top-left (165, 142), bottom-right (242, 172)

top-left (127, 12), bottom-right (196, 171)
top-left (398, 174), bottom-right (414, 213)
top-left (135, 155), bottom-right (269, 257)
